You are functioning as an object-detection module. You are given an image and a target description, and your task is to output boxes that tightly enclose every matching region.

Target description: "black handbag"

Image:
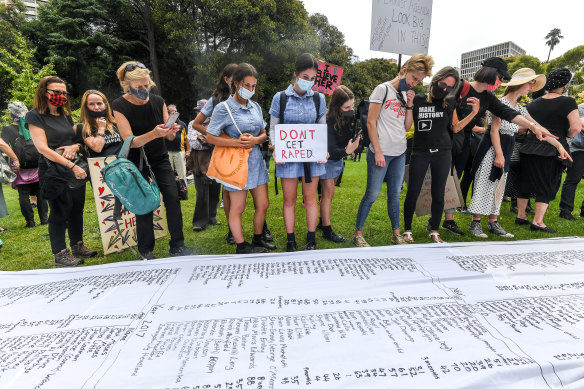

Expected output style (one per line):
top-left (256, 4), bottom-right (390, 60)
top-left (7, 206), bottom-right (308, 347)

top-left (175, 170), bottom-right (188, 200)
top-left (45, 154), bottom-right (89, 190)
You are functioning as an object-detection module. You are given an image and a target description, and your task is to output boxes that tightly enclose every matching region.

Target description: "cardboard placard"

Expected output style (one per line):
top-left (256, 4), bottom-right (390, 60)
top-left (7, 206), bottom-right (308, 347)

top-left (274, 124), bottom-right (327, 163)
top-left (404, 165), bottom-right (464, 217)
top-left (312, 60), bottom-right (343, 95)
top-left (88, 157), bottom-right (167, 254)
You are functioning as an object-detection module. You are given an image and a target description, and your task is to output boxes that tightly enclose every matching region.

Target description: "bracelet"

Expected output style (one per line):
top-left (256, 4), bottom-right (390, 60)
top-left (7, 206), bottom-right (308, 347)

top-left (96, 133), bottom-right (106, 138)
top-left (405, 106), bottom-right (413, 110)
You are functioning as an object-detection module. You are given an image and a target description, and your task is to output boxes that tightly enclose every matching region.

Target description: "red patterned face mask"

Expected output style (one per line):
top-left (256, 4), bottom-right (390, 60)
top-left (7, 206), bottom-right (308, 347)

top-left (48, 91), bottom-right (68, 107)
top-left (486, 77), bottom-right (502, 92)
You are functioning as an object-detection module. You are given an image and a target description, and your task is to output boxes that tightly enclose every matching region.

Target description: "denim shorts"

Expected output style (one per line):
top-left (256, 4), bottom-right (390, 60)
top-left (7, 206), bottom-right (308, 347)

top-left (275, 161), bottom-right (326, 178)
top-left (320, 159), bottom-right (343, 179)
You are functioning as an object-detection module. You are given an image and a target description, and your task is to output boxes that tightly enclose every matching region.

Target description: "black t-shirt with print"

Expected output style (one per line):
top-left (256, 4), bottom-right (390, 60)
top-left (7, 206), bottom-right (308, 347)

top-left (77, 123), bottom-right (124, 157)
top-left (25, 109), bottom-right (78, 149)
top-left (521, 96), bottom-right (578, 157)
top-left (412, 94), bottom-right (454, 151)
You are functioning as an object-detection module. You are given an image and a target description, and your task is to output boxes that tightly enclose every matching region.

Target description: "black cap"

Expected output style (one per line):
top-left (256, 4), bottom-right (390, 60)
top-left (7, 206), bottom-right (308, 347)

top-left (481, 57), bottom-right (512, 80)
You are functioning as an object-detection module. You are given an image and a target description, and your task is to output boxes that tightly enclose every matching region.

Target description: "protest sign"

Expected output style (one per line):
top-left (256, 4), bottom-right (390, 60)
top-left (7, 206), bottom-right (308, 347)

top-left (370, 0), bottom-right (433, 55)
top-left (312, 60), bottom-right (344, 95)
top-left (88, 157), bottom-right (167, 254)
top-left (274, 124), bottom-right (327, 163)
top-left (404, 165), bottom-right (463, 216)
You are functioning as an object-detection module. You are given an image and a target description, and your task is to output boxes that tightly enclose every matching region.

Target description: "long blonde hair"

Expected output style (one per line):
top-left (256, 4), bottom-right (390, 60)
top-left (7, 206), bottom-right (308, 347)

top-left (79, 90), bottom-right (116, 139)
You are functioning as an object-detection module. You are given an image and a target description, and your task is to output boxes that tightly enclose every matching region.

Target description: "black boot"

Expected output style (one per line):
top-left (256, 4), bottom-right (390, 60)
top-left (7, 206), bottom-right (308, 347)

top-left (262, 221), bottom-right (273, 242)
top-left (252, 234), bottom-right (276, 250)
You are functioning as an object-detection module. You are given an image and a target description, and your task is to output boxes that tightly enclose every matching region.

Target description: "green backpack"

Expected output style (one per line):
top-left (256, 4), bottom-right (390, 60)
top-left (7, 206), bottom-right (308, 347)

top-left (101, 136), bottom-right (160, 215)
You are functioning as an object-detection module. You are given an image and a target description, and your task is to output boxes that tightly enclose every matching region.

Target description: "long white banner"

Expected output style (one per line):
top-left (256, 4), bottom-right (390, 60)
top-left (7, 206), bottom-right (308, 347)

top-left (1, 238), bottom-right (584, 388)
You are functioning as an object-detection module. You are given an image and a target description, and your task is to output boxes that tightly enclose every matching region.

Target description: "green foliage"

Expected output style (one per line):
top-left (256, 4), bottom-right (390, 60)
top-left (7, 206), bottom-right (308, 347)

top-left (504, 55), bottom-right (544, 75)
top-left (343, 58), bottom-right (398, 104)
top-left (546, 45), bottom-right (584, 73)
top-left (309, 13), bottom-right (354, 68)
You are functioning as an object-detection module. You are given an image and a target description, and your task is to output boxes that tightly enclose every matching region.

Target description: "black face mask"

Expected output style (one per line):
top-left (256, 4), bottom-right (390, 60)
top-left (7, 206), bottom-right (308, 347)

top-left (87, 109), bottom-right (108, 118)
top-left (342, 109), bottom-right (355, 118)
top-left (432, 83), bottom-right (448, 100)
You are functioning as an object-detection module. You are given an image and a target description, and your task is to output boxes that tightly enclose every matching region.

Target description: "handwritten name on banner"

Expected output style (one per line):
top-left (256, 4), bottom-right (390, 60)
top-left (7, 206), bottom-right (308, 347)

top-left (312, 61), bottom-right (344, 95)
top-left (88, 157), bottom-right (167, 254)
top-left (274, 124), bottom-right (327, 163)
top-left (370, 0), bottom-right (433, 55)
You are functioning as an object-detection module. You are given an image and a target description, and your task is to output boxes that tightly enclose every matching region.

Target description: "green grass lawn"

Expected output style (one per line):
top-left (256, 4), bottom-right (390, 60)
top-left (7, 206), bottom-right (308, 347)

top-left (1, 153), bottom-right (583, 271)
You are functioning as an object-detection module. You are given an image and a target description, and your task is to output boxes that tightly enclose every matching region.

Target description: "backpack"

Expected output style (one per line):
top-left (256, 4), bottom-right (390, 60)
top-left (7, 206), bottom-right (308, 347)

top-left (101, 136), bottom-right (160, 215)
top-left (356, 84), bottom-right (390, 148)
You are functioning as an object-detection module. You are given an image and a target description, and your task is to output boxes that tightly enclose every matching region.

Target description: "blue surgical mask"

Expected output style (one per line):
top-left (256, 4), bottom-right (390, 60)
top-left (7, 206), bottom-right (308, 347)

top-left (129, 87), bottom-right (151, 100)
top-left (238, 86), bottom-right (255, 100)
top-left (398, 77), bottom-right (412, 92)
top-left (297, 77), bottom-right (314, 92)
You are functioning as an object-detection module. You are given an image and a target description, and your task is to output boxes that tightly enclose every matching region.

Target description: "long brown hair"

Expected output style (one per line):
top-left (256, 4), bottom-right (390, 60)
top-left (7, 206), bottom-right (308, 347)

top-left (327, 85), bottom-right (354, 131)
top-left (33, 76), bottom-right (72, 115)
top-left (79, 90), bottom-right (116, 139)
top-left (428, 66), bottom-right (460, 107)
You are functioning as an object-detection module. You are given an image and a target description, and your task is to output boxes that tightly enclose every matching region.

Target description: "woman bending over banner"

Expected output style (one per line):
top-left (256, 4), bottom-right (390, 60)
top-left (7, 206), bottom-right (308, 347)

top-left (402, 66), bottom-right (480, 244)
top-left (206, 63), bottom-right (272, 254)
top-left (353, 54), bottom-right (434, 247)
top-left (318, 86), bottom-right (360, 243)
top-left (269, 53), bottom-right (328, 252)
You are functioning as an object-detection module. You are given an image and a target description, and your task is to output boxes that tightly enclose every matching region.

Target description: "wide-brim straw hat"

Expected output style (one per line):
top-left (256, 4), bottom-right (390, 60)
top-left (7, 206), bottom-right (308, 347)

top-left (501, 68), bottom-right (546, 91)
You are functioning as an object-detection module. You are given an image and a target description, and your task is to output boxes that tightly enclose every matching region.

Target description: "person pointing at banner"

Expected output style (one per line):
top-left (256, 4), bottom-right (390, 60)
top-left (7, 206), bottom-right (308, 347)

top-left (353, 54), bottom-right (434, 247)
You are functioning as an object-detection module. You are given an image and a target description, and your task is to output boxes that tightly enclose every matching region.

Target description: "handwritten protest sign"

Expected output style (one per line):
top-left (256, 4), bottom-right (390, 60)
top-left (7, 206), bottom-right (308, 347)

top-left (274, 124), bottom-right (327, 163)
top-left (404, 165), bottom-right (463, 217)
top-left (312, 60), bottom-right (343, 95)
top-left (89, 157), bottom-right (167, 254)
top-left (370, 0), bottom-right (433, 55)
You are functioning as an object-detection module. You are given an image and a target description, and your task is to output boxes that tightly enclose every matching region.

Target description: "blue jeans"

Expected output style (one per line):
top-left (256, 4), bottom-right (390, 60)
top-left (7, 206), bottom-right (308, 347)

top-left (355, 150), bottom-right (406, 231)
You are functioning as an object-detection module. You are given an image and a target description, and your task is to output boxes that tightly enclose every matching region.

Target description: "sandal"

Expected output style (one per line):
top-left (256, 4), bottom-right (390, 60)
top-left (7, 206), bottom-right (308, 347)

top-left (429, 231), bottom-right (445, 243)
top-left (402, 231), bottom-right (414, 243)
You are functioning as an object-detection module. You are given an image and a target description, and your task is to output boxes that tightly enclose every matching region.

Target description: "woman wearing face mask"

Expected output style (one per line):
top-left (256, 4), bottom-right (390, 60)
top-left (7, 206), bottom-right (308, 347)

top-left (206, 63), bottom-right (272, 254)
top-left (441, 58), bottom-right (556, 237)
top-left (190, 64), bottom-right (236, 234)
top-left (112, 61), bottom-right (193, 260)
top-left (515, 68), bottom-right (581, 233)
top-left (466, 68), bottom-right (570, 238)
top-left (353, 54), bottom-right (434, 247)
top-left (269, 53), bottom-right (328, 252)
top-left (79, 90), bottom-right (123, 157)
top-left (318, 86), bottom-right (361, 243)
top-left (26, 76), bottom-right (97, 266)
top-left (402, 66), bottom-right (481, 243)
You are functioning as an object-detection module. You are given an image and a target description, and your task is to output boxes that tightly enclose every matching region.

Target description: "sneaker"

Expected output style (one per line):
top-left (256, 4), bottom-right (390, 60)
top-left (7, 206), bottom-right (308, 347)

top-left (488, 221), bottom-right (514, 238)
top-left (468, 220), bottom-right (488, 238)
top-left (442, 220), bottom-right (464, 236)
top-left (54, 249), bottom-right (84, 267)
top-left (140, 251), bottom-right (156, 260)
top-left (71, 241), bottom-right (97, 257)
top-left (323, 230), bottom-right (346, 243)
top-left (236, 242), bottom-right (266, 254)
top-left (559, 211), bottom-right (575, 221)
top-left (252, 236), bottom-right (277, 250)
top-left (391, 234), bottom-right (407, 245)
top-left (169, 245), bottom-right (194, 257)
top-left (193, 225), bottom-right (206, 231)
top-left (353, 235), bottom-right (370, 247)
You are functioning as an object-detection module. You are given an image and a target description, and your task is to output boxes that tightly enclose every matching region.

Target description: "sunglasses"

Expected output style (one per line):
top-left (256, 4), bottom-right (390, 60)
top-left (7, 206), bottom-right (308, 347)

top-left (437, 82), bottom-right (454, 93)
top-left (123, 62), bottom-right (147, 79)
top-left (47, 89), bottom-right (69, 96)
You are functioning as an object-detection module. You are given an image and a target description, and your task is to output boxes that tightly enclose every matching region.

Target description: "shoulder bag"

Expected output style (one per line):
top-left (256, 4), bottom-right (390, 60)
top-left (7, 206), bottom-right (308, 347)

top-left (206, 102), bottom-right (251, 190)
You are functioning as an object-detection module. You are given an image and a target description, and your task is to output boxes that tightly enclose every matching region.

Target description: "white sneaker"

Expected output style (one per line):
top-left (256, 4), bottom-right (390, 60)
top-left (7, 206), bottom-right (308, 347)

top-left (468, 221), bottom-right (488, 238)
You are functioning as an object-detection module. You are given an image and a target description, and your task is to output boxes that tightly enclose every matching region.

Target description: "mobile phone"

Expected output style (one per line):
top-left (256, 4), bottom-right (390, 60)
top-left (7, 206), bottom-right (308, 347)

top-left (164, 112), bottom-right (180, 128)
top-left (352, 129), bottom-right (363, 142)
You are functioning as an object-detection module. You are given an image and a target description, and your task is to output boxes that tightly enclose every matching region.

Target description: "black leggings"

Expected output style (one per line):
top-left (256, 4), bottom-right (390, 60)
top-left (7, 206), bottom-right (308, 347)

top-left (404, 149), bottom-right (452, 231)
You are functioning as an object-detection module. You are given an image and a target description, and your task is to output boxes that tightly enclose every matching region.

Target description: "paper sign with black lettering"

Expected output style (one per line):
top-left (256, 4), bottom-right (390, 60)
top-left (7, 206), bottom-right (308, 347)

top-left (370, 0), bottom-right (433, 55)
top-left (312, 60), bottom-right (344, 95)
top-left (274, 124), bottom-right (327, 163)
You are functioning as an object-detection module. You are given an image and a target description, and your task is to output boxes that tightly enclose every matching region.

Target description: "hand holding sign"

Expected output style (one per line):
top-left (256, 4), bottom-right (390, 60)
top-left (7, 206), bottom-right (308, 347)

top-left (274, 124), bottom-right (327, 163)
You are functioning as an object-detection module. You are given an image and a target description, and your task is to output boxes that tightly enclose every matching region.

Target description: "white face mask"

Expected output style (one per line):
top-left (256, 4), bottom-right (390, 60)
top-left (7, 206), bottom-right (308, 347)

top-left (238, 86), bottom-right (255, 100)
top-left (297, 77), bottom-right (314, 92)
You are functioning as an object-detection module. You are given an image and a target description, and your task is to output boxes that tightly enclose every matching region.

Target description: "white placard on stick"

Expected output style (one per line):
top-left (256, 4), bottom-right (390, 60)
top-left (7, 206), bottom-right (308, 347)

top-left (274, 124), bottom-right (327, 163)
top-left (370, 0), bottom-right (433, 55)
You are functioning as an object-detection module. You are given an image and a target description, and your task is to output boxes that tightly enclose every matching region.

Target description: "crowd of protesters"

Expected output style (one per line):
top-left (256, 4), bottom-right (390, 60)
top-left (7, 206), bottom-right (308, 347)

top-left (1, 52), bottom-right (583, 264)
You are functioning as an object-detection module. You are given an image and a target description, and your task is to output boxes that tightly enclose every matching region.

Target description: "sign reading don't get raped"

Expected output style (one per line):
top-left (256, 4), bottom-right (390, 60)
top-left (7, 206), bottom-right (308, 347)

top-left (274, 124), bottom-right (327, 163)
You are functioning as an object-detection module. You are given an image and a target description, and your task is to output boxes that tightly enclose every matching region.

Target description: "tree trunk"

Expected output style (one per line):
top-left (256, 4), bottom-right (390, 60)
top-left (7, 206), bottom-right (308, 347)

top-left (143, 0), bottom-right (162, 95)
top-left (547, 46), bottom-right (552, 63)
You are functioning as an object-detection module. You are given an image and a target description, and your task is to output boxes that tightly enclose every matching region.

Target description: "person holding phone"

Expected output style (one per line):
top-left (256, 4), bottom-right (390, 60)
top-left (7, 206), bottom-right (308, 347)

top-left (319, 85), bottom-right (360, 243)
top-left (112, 61), bottom-right (193, 259)
top-left (26, 76), bottom-right (97, 266)
top-left (353, 54), bottom-right (434, 247)
top-left (402, 67), bottom-right (480, 243)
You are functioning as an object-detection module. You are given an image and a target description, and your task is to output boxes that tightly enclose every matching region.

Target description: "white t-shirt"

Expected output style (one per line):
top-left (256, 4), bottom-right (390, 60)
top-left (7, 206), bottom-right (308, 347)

top-left (368, 82), bottom-right (407, 156)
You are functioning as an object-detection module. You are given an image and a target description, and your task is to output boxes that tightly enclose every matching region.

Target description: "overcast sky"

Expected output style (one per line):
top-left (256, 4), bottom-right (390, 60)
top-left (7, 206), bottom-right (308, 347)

top-left (302, 0), bottom-right (582, 77)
